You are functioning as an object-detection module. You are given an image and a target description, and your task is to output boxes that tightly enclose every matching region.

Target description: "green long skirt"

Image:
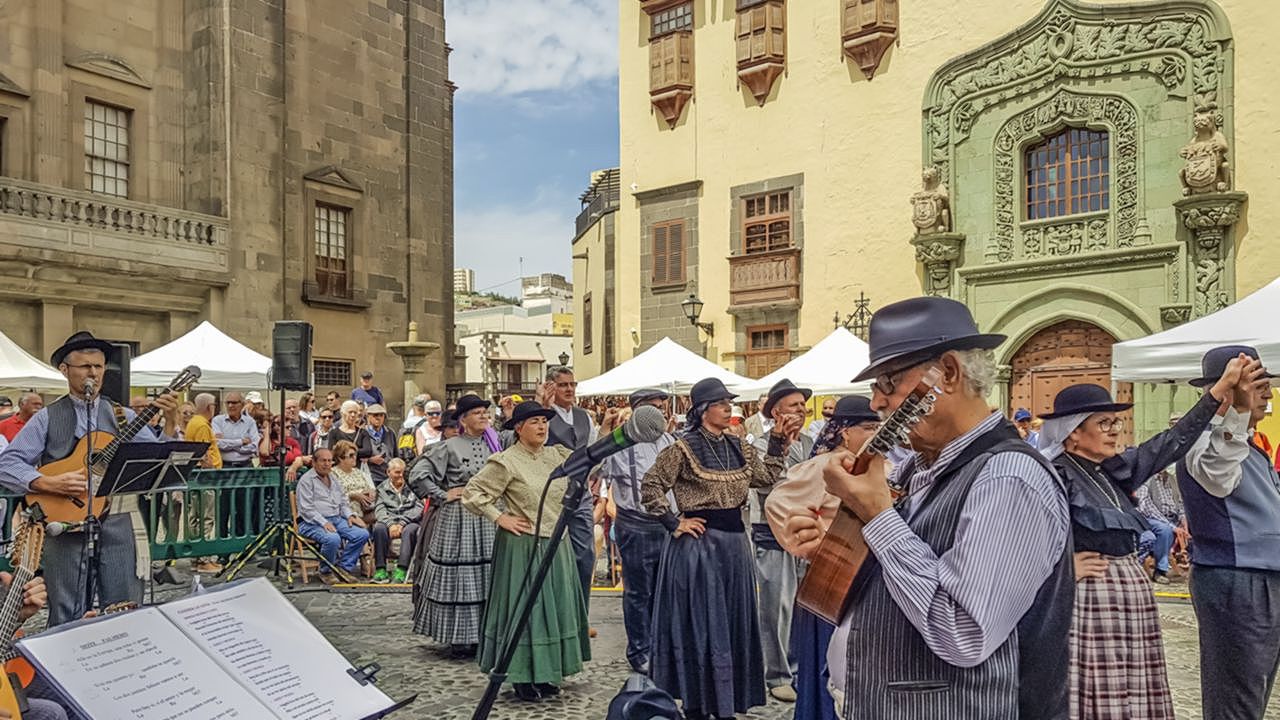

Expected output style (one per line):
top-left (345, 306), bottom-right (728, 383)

top-left (477, 530), bottom-right (591, 685)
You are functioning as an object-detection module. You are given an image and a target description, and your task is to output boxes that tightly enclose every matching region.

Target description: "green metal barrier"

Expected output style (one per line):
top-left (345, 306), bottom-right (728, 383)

top-left (147, 467), bottom-right (289, 562)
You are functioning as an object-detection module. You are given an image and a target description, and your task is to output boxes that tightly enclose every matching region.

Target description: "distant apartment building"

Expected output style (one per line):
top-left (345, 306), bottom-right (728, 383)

top-left (454, 267), bottom-right (476, 294)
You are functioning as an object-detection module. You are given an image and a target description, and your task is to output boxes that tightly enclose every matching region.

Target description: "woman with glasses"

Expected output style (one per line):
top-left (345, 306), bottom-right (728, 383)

top-left (641, 377), bottom-right (794, 720)
top-left (299, 392), bottom-right (319, 424)
top-left (1038, 372), bottom-right (1240, 720)
top-left (415, 400), bottom-right (444, 453)
top-left (312, 409), bottom-right (336, 450)
top-left (330, 439), bottom-right (376, 526)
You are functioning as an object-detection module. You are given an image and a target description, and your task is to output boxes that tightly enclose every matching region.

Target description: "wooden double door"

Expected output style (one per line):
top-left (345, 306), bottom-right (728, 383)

top-left (1008, 320), bottom-right (1133, 446)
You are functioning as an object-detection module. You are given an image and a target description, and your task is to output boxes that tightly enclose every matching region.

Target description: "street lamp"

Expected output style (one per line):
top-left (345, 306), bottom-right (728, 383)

top-left (680, 293), bottom-right (715, 337)
top-left (558, 351), bottom-right (570, 367)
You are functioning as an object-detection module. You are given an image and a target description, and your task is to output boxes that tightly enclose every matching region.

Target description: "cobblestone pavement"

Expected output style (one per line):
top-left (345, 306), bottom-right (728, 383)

top-left (145, 568), bottom-right (1279, 720)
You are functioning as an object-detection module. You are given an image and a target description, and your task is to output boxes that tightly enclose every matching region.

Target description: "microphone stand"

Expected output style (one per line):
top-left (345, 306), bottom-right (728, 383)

top-left (471, 463), bottom-right (589, 720)
top-left (81, 384), bottom-right (103, 618)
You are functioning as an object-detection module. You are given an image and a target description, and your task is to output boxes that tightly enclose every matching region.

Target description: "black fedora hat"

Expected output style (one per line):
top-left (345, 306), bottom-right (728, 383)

top-left (454, 394), bottom-right (491, 417)
top-left (50, 331), bottom-right (115, 367)
top-left (1190, 344), bottom-right (1277, 388)
top-left (831, 395), bottom-right (880, 424)
top-left (852, 297), bottom-right (1005, 382)
top-left (628, 388), bottom-right (668, 407)
top-left (503, 400), bottom-right (556, 430)
top-left (1039, 384), bottom-right (1132, 419)
top-left (762, 378), bottom-right (812, 416)
top-left (689, 377), bottom-right (737, 407)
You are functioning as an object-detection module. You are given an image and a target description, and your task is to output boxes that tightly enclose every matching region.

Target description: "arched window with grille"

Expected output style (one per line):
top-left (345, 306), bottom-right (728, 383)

top-left (1024, 127), bottom-right (1110, 221)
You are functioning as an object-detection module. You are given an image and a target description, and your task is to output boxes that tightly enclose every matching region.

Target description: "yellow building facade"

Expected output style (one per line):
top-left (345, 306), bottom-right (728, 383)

top-left (611, 0), bottom-right (1280, 434)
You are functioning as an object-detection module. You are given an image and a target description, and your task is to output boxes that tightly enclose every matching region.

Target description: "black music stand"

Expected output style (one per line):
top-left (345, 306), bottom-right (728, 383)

top-left (82, 442), bottom-right (206, 615)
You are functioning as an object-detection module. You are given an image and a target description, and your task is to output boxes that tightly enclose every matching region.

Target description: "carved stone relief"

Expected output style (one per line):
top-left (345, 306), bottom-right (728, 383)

top-left (910, 166), bottom-right (951, 235)
top-left (989, 90), bottom-right (1138, 261)
top-left (1179, 105), bottom-right (1232, 195)
top-left (911, 233), bottom-right (965, 297)
top-left (1174, 190), bottom-right (1247, 316)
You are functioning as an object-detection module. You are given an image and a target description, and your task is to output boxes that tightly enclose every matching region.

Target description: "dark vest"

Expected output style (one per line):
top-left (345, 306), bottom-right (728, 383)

top-left (41, 395), bottom-right (120, 466)
top-left (548, 406), bottom-right (591, 451)
top-left (842, 426), bottom-right (1073, 720)
top-left (1177, 442), bottom-right (1280, 571)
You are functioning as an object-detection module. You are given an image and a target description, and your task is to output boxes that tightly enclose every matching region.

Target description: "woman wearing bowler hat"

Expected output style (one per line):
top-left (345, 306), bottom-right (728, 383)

top-left (641, 377), bottom-right (798, 720)
top-left (1038, 364), bottom-right (1243, 720)
top-left (462, 401), bottom-right (590, 701)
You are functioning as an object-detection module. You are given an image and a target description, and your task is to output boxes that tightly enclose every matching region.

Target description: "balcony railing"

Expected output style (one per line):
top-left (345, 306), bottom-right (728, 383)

top-left (0, 176), bottom-right (229, 275)
top-left (574, 185), bottom-right (620, 238)
top-left (728, 247), bottom-right (802, 308)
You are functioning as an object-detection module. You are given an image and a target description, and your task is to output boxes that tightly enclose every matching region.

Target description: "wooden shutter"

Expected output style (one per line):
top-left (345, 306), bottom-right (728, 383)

top-left (845, 0), bottom-right (897, 33)
top-left (666, 221), bottom-right (684, 283)
top-left (737, 2), bottom-right (784, 65)
top-left (652, 223), bottom-right (669, 284)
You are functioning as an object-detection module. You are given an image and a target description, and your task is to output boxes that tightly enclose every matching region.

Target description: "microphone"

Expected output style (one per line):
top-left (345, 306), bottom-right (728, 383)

top-left (550, 404), bottom-right (668, 480)
top-left (82, 378), bottom-right (96, 396)
top-left (46, 520), bottom-right (87, 537)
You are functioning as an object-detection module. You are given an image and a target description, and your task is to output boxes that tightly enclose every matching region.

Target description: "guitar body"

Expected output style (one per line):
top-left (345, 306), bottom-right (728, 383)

top-left (795, 505), bottom-right (869, 625)
top-left (26, 431), bottom-right (114, 524)
top-left (0, 671), bottom-right (23, 719)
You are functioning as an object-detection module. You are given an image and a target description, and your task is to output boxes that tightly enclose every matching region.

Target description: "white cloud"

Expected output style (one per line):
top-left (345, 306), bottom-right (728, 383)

top-left (454, 201), bottom-right (573, 292)
top-left (446, 0), bottom-right (618, 96)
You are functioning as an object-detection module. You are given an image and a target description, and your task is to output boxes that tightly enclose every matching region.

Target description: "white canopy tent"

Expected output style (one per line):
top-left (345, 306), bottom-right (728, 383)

top-left (131, 321), bottom-right (272, 389)
top-left (576, 337), bottom-right (751, 396)
top-left (732, 327), bottom-right (873, 397)
top-left (0, 329), bottom-right (67, 390)
top-left (1112, 276), bottom-right (1280, 383)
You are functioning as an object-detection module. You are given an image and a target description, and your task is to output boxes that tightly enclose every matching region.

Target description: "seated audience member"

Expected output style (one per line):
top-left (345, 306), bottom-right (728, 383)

top-left (415, 400), bottom-right (445, 452)
top-left (370, 458), bottom-right (423, 583)
top-left (1136, 413), bottom-right (1187, 585)
top-left (331, 439), bottom-right (377, 525)
top-left (295, 447), bottom-right (369, 583)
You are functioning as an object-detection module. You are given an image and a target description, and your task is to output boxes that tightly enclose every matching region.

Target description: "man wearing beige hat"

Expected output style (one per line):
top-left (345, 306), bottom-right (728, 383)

top-left (363, 403), bottom-right (396, 484)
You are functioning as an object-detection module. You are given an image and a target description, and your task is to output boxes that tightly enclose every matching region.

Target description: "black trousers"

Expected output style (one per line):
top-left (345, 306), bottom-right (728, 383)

top-left (566, 505), bottom-right (596, 612)
top-left (1190, 564), bottom-right (1280, 720)
top-left (614, 508), bottom-right (669, 670)
top-left (370, 521), bottom-right (420, 569)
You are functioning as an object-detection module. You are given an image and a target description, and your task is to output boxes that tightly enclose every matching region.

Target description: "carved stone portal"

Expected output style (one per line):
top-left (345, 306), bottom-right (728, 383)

top-left (911, 232), bottom-right (964, 297)
top-left (1179, 106), bottom-right (1232, 196)
top-left (1174, 190), bottom-right (1247, 317)
top-left (910, 166), bottom-right (951, 235)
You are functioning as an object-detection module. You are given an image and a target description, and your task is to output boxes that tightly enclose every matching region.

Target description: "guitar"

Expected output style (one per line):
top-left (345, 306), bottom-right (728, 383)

top-left (794, 367), bottom-right (944, 625)
top-left (0, 505), bottom-right (48, 719)
top-left (27, 366), bottom-right (203, 524)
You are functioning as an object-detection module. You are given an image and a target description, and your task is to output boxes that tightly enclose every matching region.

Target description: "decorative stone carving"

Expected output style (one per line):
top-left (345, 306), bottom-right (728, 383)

top-left (911, 232), bottom-right (964, 297)
top-left (924, 0), bottom-right (1230, 177)
top-left (842, 0), bottom-right (898, 80)
top-left (1159, 304), bottom-right (1192, 328)
top-left (1174, 191), bottom-right (1247, 317)
top-left (910, 167), bottom-right (951, 235)
top-left (992, 90), bottom-right (1137, 261)
top-left (1179, 105), bottom-right (1231, 195)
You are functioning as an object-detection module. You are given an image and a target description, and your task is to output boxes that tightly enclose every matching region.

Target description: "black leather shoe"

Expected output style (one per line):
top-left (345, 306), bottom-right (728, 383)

top-left (534, 683), bottom-right (560, 697)
top-left (513, 683), bottom-right (541, 701)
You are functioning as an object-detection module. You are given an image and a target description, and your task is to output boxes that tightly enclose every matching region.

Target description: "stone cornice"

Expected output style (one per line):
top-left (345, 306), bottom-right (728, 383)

top-left (958, 242), bottom-right (1179, 284)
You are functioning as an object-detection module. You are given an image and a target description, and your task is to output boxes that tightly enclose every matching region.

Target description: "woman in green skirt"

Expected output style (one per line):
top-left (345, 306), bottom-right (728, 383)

top-left (462, 400), bottom-right (592, 701)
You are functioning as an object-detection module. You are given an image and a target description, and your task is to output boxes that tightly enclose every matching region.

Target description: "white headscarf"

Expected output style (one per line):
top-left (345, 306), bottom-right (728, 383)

top-left (1037, 412), bottom-right (1093, 461)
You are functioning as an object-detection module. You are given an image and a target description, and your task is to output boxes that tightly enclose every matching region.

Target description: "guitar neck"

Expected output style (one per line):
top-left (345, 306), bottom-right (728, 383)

top-left (0, 567), bottom-right (34, 656)
top-left (93, 401), bottom-right (165, 469)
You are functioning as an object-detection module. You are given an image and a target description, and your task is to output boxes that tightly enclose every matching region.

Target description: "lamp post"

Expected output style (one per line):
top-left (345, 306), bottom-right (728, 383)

top-left (834, 292), bottom-right (873, 341)
top-left (680, 293), bottom-right (715, 337)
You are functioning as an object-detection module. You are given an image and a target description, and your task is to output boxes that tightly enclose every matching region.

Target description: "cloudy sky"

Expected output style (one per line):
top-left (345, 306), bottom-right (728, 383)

top-left (447, 0), bottom-right (619, 295)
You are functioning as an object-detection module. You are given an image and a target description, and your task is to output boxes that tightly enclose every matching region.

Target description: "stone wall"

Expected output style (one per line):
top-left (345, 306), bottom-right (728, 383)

top-left (636, 181), bottom-right (702, 355)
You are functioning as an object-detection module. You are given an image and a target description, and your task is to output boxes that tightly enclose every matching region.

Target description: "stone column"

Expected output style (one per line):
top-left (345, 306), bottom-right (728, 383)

top-left (1174, 191), bottom-right (1248, 318)
top-left (386, 321), bottom-right (440, 417)
top-left (910, 233), bottom-right (965, 298)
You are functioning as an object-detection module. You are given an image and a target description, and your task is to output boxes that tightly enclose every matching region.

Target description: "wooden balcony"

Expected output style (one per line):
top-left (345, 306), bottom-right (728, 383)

top-left (728, 247), bottom-right (801, 309)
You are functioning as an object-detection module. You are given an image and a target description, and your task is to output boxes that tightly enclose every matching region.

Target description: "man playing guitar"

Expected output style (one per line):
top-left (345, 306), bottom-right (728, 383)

top-left (0, 332), bottom-right (180, 627)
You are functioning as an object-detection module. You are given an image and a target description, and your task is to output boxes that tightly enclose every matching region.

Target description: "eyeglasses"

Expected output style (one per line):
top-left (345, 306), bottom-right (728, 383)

top-left (63, 363), bottom-right (105, 372)
top-left (427, 411), bottom-right (441, 416)
top-left (556, 381), bottom-right (578, 389)
top-left (872, 362), bottom-right (925, 396)
top-left (319, 414), bottom-right (333, 419)
top-left (1095, 417), bottom-right (1126, 433)
top-left (226, 400), bottom-right (243, 405)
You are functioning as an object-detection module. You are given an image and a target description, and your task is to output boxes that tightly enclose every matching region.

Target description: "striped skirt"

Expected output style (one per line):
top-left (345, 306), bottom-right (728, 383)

top-left (412, 500), bottom-right (496, 646)
top-left (1069, 553), bottom-right (1174, 720)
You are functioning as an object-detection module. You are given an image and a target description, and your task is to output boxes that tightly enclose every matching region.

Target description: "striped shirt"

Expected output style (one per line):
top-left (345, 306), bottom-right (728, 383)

top-left (829, 412), bottom-right (1069, 685)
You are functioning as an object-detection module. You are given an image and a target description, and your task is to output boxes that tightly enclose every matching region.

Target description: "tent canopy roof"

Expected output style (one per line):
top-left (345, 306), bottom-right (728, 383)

top-left (132, 321), bottom-right (272, 389)
top-left (1112, 276), bottom-right (1280, 383)
top-left (0, 329), bottom-right (66, 390)
top-left (576, 337), bottom-right (751, 396)
top-left (732, 327), bottom-right (872, 397)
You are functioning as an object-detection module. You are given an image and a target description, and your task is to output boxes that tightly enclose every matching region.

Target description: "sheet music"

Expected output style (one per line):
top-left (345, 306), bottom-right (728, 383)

top-left (17, 607), bottom-right (272, 720)
top-left (161, 578), bottom-right (394, 720)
